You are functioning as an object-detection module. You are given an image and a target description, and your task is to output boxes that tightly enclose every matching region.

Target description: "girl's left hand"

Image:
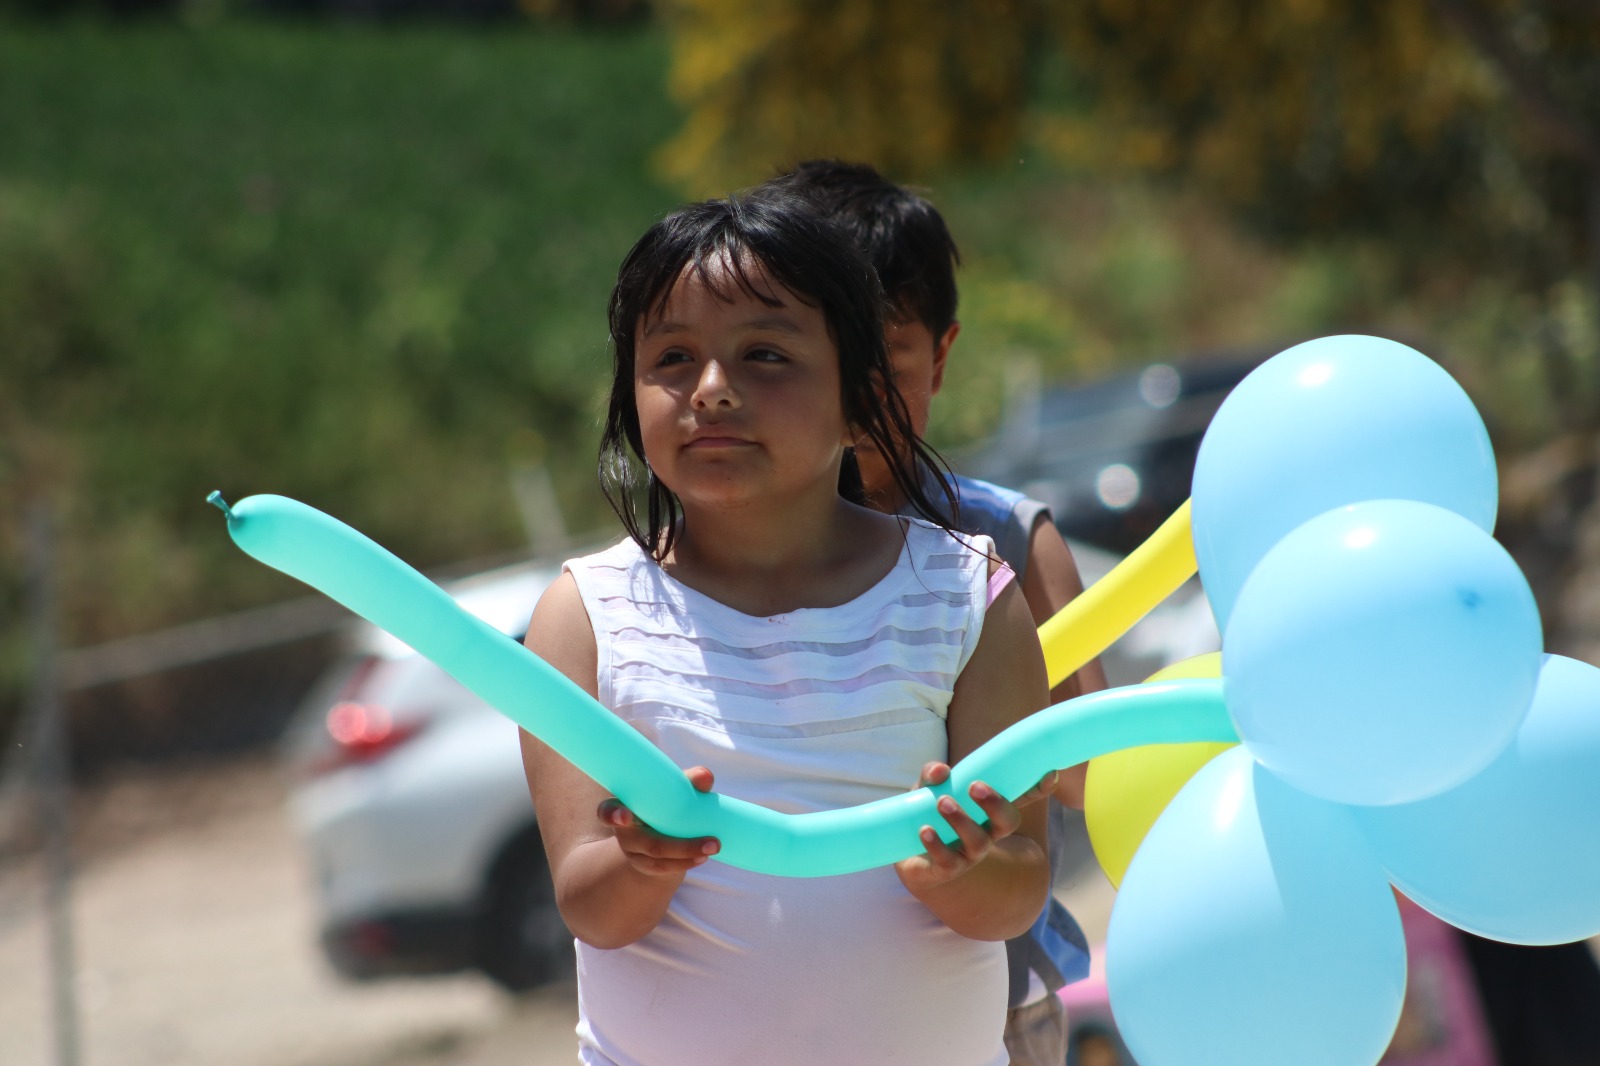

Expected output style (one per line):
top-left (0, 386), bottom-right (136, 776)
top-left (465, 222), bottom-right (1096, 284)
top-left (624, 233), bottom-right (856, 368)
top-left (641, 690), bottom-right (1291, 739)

top-left (894, 761), bottom-right (1034, 891)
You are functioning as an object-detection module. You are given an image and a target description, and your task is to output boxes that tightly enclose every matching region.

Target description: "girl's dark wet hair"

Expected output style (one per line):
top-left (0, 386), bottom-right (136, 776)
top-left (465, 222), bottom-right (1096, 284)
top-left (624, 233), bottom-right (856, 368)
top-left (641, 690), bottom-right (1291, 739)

top-left (600, 187), bottom-right (957, 560)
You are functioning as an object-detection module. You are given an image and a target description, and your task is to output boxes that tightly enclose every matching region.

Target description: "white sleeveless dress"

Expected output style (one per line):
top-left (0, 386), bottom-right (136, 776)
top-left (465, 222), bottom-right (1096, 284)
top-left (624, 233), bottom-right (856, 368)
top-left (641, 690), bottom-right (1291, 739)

top-left (562, 519), bottom-right (1009, 1066)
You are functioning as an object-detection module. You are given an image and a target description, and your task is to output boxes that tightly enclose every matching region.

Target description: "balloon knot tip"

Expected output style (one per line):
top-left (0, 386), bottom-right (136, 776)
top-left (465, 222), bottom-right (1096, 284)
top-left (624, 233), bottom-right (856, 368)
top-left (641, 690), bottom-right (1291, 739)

top-left (206, 491), bottom-right (234, 520)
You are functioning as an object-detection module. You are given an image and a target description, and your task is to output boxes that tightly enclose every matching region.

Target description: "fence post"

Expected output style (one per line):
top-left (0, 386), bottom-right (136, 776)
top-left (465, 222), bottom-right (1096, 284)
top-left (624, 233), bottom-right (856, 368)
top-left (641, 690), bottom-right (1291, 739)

top-left (26, 501), bottom-right (81, 1066)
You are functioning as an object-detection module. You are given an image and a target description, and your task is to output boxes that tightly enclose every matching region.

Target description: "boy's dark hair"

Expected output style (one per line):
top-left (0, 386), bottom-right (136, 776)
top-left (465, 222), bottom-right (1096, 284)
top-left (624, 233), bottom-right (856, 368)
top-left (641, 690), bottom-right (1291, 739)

top-left (599, 186), bottom-right (956, 560)
top-left (768, 159), bottom-right (961, 336)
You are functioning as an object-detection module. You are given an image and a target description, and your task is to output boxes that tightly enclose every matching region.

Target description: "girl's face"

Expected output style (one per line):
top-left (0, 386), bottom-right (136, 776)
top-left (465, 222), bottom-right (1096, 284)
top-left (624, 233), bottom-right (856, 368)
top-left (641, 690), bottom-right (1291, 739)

top-left (633, 254), bottom-right (853, 515)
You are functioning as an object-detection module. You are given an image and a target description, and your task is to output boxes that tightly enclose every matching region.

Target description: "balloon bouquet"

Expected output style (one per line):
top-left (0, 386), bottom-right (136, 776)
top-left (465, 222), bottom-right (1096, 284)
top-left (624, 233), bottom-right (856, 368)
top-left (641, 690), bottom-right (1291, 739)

top-left (212, 335), bottom-right (1600, 1066)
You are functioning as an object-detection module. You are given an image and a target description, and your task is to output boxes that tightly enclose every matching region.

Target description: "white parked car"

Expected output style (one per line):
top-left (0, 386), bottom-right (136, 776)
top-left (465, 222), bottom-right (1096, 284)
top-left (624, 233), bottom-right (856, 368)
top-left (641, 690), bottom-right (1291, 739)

top-left (282, 557), bottom-right (569, 991)
top-left (282, 536), bottom-right (1220, 993)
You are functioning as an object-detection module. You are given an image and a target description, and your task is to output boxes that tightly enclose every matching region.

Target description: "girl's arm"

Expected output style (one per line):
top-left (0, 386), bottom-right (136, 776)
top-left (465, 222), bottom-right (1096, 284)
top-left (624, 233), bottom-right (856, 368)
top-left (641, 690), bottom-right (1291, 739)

top-left (894, 575), bottom-right (1053, 941)
top-left (519, 572), bottom-right (720, 950)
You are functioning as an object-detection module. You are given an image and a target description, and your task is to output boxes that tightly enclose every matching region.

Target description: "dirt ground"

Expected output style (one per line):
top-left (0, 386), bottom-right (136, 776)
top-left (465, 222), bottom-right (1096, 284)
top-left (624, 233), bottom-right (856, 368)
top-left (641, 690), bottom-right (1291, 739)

top-left (0, 757), bottom-right (581, 1066)
top-left (0, 756), bottom-right (1120, 1066)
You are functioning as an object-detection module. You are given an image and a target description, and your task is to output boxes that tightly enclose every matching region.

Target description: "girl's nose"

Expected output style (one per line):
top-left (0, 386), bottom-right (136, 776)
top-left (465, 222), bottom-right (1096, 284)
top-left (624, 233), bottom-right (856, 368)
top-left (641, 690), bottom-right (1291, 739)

top-left (691, 360), bottom-right (741, 410)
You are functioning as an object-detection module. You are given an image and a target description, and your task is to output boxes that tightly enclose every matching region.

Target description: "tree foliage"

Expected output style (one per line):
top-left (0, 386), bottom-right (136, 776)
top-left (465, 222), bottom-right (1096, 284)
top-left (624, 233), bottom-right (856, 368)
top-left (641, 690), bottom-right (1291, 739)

top-left (656, 0), bottom-right (1044, 194)
top-left (1047, 5), bottom-right (1487, 225)
top-left (1043, 4), bottom-right (1597, 320)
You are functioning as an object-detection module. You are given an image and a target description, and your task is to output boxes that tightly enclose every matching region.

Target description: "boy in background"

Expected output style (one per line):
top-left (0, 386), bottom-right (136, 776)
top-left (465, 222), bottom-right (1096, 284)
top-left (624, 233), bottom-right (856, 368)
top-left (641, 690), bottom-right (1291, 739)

top-left (775, 159), bottom-right (1107, 1066)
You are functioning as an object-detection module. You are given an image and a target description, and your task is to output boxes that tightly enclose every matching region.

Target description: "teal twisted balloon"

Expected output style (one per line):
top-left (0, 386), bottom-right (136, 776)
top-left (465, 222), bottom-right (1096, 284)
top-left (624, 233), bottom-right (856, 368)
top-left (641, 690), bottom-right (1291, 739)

top-left (211, 492), bottom-right (1236, 878)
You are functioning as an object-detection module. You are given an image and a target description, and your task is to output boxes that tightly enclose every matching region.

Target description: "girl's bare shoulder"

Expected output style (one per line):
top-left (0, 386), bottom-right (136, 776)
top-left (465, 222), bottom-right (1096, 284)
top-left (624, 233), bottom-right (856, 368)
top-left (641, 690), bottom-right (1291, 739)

top-left (525, 571), bottom-right (598, 698)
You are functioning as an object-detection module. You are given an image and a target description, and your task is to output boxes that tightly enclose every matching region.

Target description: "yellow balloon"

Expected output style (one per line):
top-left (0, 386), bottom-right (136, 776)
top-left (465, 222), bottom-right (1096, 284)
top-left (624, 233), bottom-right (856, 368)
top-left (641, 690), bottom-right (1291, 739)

top-left (1084, 652), bottom-right (1234, 889)
top-left (1038, 501), bottom-right (1199, 688)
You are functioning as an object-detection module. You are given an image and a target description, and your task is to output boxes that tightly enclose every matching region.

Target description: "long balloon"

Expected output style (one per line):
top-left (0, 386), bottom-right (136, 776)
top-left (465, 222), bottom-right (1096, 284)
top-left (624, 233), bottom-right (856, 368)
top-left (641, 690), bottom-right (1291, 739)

top-left (1037, 500), bottom-right (1197, 687)
top-left (210, 491), bottom-right (1235, 878)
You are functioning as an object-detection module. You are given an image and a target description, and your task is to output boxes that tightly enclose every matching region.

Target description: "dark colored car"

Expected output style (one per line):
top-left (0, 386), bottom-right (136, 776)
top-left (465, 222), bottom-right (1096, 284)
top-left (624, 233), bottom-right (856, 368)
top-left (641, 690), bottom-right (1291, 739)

top-left (960, 355), bottom-right (1266, 556)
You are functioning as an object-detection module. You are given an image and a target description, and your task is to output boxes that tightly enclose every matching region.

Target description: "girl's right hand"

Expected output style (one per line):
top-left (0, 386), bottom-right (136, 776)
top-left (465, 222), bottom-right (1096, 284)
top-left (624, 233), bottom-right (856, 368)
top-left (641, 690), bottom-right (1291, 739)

top-left (596, 765), bottom-right (722, 878)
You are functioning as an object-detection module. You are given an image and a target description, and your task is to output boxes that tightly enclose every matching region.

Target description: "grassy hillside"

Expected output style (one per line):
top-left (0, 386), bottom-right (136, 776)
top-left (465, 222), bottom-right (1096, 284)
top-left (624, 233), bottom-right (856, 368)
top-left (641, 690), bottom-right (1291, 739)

top-left (1, 21), bottom-right (679, 658)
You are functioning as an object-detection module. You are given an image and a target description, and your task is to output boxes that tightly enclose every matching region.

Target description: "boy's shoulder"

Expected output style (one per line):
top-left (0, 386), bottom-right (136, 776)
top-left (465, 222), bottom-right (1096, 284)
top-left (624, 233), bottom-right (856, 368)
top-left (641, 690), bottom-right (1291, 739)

top-left (945, 474), bottom-right (1053, 579)
top-left (950, 474), bottom-right (1051, 529)
top-left (950, 473), bottom-right (1036, 513)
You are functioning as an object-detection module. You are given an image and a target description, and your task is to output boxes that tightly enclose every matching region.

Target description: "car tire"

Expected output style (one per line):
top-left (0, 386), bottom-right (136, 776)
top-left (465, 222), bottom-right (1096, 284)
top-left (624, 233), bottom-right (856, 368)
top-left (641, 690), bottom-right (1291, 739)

top-left (478, 828), bottom-right (574, 993)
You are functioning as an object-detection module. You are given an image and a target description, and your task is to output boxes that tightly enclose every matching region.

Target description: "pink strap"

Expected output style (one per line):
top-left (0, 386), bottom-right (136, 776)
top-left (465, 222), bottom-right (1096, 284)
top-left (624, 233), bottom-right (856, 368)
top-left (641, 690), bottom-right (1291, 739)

top-left (986, 562), bottom-right (1016, 606)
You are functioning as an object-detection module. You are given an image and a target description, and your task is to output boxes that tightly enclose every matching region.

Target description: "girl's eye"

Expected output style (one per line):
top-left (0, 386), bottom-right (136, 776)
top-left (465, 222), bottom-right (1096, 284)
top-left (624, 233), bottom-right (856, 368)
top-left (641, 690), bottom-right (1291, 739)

top-left (747, 347), bottom-right (787, 363)
top-left (654, 349), bottom-right (691, 367)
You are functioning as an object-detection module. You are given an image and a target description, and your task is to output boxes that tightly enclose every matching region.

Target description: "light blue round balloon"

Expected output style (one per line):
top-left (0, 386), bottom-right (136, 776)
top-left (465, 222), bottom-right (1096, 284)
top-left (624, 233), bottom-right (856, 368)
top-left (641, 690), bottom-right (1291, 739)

top-left (1107, 747), bottom-right (1406, 1066)
top-left (1224, 499), bottom-right (1541, 806)
top-left (1355, 654), bottom-right (1600, 945)
top-left (1192, 335), bottom-right (1498, 631)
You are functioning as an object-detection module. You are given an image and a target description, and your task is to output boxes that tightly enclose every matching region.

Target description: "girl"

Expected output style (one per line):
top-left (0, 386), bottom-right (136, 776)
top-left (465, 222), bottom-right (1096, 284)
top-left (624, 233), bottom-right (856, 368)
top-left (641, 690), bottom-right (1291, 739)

top-left (519, 187), bottom-right (1053, 1066)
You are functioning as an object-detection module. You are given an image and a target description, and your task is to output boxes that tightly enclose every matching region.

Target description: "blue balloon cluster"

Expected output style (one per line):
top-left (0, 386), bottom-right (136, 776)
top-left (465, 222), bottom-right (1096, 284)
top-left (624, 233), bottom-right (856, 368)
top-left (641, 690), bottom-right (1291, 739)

top-left (1110, 335), bottom-right (1600, 1066)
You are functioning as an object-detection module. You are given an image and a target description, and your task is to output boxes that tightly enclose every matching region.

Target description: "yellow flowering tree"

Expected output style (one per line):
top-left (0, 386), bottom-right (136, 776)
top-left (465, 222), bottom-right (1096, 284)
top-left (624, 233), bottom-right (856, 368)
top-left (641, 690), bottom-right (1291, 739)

top-left (655, 0), bottom-right (1044, 194)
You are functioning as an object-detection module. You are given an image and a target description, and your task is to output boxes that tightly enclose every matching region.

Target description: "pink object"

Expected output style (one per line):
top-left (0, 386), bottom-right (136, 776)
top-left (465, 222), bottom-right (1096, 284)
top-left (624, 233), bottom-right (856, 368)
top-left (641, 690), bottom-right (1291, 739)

top-left (1059, 943), bottom-right (1111, 1015)
top-left (1379, 897), bottom-right (1497, 1066)
top-left (986, 563), bottom-right (1016, 606)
